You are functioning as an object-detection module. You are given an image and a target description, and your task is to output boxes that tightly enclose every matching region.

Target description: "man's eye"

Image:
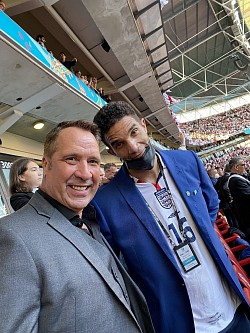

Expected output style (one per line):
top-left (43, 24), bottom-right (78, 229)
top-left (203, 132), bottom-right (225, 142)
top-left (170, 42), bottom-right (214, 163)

top-left (66, 157), bottom-right (76, 162)
top-left (131, 128), bottom-right (138, 135)
top-left (89, 160), bottom-right (99, 165)
top-left (114, 142), bottom-right (122, 149)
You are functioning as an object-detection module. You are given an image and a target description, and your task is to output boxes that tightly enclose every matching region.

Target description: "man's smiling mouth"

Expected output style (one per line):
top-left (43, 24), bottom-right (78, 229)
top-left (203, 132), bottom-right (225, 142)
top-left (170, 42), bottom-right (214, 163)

top-left (71, 185), bottom-right (91, 191)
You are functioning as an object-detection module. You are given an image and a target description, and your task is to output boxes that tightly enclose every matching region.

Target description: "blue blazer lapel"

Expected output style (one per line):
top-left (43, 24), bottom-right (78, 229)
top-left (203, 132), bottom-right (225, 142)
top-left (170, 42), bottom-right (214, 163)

top-left (159, 151), bottom-right (187, 200)
top-left (159, 151), bottom-right (200, 221)
top-left (158, 151), bottom-right (217, 245)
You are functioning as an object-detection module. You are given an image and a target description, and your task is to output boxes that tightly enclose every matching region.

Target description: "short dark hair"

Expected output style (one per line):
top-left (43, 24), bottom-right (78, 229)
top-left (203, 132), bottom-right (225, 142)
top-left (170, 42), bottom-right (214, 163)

top-left (228, 157), bottom-right (244, 170)
top-left (9, 158), bottom-right (36, 194)
top-left (36, 34), bottom-right (44, 41)
top-left (44, 120), bottom-right (100, 159)
top-left (104, 163), bottom-right (116, 171)
top-left (93, 101), bottom-right (140, 145)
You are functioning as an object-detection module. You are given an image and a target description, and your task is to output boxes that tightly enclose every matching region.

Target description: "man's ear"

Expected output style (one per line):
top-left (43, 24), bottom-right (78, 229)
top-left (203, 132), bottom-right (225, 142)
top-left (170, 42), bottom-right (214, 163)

top-left (140, 118), bottom-right (148, 132)
top-left (42, 156), bottom-right (49, 174)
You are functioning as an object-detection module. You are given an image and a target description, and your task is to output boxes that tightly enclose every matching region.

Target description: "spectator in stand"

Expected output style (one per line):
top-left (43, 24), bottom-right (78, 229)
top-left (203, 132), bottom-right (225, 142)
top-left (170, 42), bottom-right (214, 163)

top-left (81, 75), bottom-right (88, 85)
top-left (59, 52), bottom-right (77, 72)
top-left (216, 167), bottom-right (224, 177)
top-left (0, 1), bottom-right (6, 11)
top-left (207, 167), bottom-right (219, 186)
top-left (36, 34), bottom-right (47, 50)
top-left (97, 88), bottom-right (110, 103)
top-left (89, 77), bottom-right (98, 91)
top-left (100, 163), bottom-right (118, 185)
top-left (228, 157), bottom-right (250, 241)
top-left (104, 163), bottom-right (117, 181)
top-left (215, 163), bottom-right (239, 228)
top-left (75, 70), bottom-right (81, 78)
top-left (104, 94), bottom-right (112, 103)
top-left (97, 87), bottom-right (105, 97)
top-left (9, 158), bottom-right (42, 211)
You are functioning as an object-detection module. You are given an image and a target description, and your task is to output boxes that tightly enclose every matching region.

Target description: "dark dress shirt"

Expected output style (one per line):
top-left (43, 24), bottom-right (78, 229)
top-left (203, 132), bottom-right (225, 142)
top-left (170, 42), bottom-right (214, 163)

top-left (37, 189), bottom-right (103, 241)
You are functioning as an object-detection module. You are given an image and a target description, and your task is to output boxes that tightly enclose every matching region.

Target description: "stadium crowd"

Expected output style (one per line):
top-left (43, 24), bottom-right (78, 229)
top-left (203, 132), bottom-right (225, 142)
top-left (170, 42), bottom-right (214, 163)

top-left (202, 146), bottom-right (250, 172)
top-left (180, 105), bottom-right (250, 146)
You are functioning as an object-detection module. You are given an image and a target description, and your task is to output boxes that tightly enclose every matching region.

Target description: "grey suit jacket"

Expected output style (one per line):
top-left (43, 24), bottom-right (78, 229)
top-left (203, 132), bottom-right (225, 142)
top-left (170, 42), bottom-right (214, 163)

top-left (0, 193), bottom-right (154, 333)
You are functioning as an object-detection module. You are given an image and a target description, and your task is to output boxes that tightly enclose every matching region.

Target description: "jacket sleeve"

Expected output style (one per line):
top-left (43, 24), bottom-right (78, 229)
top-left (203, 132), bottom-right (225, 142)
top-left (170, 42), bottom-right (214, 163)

top-left (0, 225), bottom-right (40, 332)
top-left (92, 201), bottom-right (121, 255)
top-left (229, 176), bottom-right (250, 199)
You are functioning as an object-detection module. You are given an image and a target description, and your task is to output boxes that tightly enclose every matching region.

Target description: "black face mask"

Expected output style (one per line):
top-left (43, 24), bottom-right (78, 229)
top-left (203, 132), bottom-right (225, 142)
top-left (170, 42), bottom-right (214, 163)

top-left (124, 144), bottom-right (155, 170)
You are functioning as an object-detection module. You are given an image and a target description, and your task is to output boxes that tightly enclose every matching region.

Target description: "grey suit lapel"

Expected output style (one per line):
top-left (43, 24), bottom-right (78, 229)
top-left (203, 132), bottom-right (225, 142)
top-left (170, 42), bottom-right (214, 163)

top-left (29, 193), bottom-right (137, 320)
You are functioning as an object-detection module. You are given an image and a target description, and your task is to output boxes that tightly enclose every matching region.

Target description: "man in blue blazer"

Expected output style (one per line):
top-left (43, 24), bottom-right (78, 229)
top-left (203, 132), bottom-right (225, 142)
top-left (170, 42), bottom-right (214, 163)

top-left (92, 101), bottom-right (250, 333)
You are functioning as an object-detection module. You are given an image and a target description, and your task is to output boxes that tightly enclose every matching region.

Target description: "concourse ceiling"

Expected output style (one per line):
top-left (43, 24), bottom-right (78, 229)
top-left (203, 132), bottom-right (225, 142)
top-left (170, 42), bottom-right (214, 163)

top-left (2, 0), bottom-right (250, 148)
top-left (4, 0), bottom-right (180, 146)
top-left (162, 0), bottom-right (250, 118)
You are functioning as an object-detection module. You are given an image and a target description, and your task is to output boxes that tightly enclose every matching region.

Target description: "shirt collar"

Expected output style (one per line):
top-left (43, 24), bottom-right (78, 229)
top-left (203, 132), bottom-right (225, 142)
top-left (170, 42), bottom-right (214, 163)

top-left (37, 188), bottom-right (96, 222)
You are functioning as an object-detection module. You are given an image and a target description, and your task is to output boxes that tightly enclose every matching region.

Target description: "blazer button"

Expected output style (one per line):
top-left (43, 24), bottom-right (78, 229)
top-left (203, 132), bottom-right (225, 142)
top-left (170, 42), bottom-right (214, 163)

top-left (186, 191), bottom-right (191, 196)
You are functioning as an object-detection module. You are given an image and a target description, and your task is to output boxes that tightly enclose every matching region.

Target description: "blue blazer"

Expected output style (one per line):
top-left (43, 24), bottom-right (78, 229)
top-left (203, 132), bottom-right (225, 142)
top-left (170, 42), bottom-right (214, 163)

top-left (92, 150), bottom-right (249, 333)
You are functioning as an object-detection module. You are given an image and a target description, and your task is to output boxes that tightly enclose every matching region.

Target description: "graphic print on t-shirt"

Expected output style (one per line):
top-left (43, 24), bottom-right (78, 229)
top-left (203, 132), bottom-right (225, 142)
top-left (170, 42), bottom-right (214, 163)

top-left (154, 187), bottom-right (172, 209)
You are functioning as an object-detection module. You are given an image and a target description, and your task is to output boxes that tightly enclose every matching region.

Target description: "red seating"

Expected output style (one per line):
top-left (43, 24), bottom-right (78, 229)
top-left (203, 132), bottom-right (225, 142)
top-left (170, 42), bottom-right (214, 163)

top-left (233, 267), bottom-right (250, 304)
top-left (215, 217), bottom-right (239, 244)
top-left (215, 212), bottom-right (250, 302)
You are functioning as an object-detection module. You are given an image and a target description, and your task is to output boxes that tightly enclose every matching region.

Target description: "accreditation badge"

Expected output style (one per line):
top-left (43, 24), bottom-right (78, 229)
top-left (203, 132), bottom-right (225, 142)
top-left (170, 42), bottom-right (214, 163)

top-left (174, 241), bottom-right (200, 272)
top-left (154, 187), bottom-right (172, 209)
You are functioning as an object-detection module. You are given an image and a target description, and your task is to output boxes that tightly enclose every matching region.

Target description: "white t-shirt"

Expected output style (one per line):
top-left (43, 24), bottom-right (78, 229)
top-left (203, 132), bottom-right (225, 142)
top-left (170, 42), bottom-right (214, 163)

top-left (135, 158), bottom-right (241, 333)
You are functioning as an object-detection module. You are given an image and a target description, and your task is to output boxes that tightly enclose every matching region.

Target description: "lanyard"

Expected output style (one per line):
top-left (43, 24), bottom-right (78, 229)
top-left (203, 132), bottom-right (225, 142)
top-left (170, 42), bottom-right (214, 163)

top-left (144, 200), bottom-right (177, 247)
top-left (140, 157), bottom-right (187, 246)
top-left (157, 157), bottom-right (186, 238)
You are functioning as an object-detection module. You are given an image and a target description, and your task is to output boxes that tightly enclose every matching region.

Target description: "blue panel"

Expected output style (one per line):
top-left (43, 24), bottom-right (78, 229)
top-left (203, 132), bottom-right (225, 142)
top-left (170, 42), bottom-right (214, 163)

top-left (0, 10), bottom-right (106, 108)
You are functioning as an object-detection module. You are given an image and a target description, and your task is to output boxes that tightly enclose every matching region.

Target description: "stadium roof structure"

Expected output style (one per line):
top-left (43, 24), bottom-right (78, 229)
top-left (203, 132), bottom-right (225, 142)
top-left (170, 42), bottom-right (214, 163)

top-left (1, 0), bottom-right (250, 148)
top-left (162, 0), bottom-right (250, 123)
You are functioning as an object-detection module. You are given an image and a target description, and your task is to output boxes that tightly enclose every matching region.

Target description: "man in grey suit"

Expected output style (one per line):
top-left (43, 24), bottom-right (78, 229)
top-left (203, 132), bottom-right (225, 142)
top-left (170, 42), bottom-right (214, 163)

top-left (0, 120), bottom-right (155, 333)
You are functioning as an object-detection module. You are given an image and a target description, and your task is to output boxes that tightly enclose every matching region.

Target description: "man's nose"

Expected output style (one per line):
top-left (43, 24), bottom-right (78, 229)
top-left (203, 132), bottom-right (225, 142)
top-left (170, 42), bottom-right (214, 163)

top-left (74, 161), bottom-right (92, 179)
top-left (127, 139), bottom-right (138, 154)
